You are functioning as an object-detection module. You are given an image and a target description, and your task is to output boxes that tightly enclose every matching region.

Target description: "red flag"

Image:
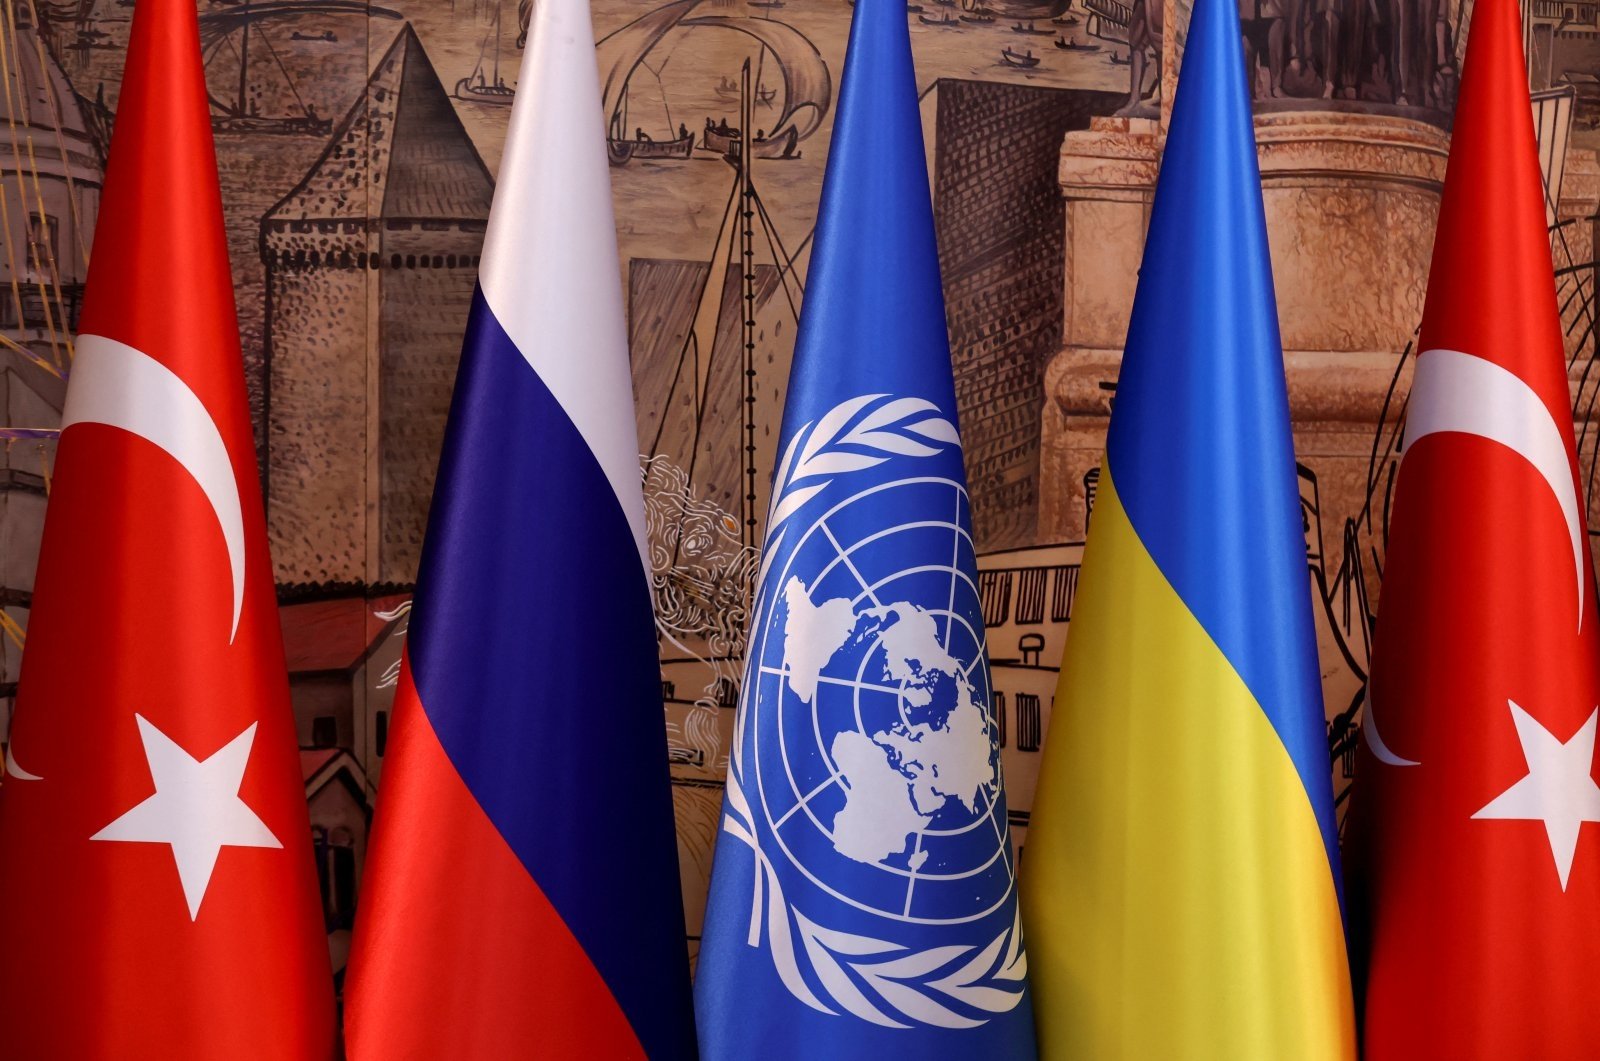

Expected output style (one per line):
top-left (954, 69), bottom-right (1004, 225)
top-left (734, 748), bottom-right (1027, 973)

top-left (1348, 0), bottom-right (1600, 1055)
top-left (0, 0), bottom-right (335, 1055)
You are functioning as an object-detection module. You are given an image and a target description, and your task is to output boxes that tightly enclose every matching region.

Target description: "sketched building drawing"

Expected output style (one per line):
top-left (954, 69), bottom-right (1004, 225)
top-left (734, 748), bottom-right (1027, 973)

top-left (261, 24), bottom-right (493, 588)
top-left (933, 79), bottom-right (1121, 552)
top-left (976, 540), bottom-right (1084, 850)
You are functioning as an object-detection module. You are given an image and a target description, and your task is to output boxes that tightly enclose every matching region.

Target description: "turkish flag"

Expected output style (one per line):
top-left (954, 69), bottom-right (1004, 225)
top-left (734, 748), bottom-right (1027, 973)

top-left (0, 0), bottom-right (335, 1056)
top-left (1346, 0), bottom-right (1600, 1055)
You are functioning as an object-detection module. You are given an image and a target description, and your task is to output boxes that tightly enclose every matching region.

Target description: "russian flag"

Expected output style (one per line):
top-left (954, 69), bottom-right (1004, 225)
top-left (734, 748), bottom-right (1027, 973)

top-left (343, 2), bottom-right (696, 1057)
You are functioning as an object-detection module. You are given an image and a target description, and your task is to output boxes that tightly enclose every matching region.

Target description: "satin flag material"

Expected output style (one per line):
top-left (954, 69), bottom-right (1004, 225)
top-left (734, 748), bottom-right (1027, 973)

top-left (1347, 0), bottom-right (1600, 1054)
top-left (342, 1), bottom-right (696, 1057)
top-left (1018, 0), bottom-right (1354, 1054)
top-left (0, 0), bottom-right (336, 1055)
top-left (694, 2), bottom-right (1035, 1056)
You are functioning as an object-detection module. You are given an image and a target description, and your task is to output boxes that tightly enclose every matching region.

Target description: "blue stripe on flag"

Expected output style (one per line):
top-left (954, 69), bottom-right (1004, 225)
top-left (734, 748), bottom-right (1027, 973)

top-left (407, 289), bottom-right (691, 1058)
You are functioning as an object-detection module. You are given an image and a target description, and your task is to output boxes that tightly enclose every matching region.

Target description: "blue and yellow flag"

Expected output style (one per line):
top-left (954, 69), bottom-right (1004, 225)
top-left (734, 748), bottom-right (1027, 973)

top-left (1017, 0), bottom-right (1355, 1055)
top-left (694, 1), bottom-right (1036, 1057)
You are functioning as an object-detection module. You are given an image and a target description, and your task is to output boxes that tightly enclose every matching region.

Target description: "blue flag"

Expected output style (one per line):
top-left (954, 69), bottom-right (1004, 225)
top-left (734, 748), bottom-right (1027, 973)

top-left (693, 3), bottom-right (1036, 1057)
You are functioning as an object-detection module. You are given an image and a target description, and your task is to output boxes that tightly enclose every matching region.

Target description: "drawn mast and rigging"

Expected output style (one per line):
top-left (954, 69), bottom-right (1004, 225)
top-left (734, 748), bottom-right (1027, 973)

top-left (642, 57), bottom-right (815, 768)
top-left (646, 59), bottom-right (809, 553)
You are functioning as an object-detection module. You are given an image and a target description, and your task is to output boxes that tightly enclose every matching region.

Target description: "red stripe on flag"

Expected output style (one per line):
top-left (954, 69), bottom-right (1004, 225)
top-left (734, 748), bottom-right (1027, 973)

top-left (345, 661), bottom-right (647, 1059)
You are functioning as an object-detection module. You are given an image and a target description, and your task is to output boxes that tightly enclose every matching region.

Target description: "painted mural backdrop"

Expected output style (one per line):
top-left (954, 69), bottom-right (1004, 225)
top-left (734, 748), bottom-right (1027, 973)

top-left (0, 0), bottom-right (1595, 978)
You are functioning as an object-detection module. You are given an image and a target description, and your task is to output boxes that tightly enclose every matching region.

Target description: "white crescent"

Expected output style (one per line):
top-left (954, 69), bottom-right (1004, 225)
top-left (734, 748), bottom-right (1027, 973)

top-left (4, 744), bottom-right (41, 781)
top-left (3, 337), bottom-right (249, 784)
top-left (1404, 347), bottom-right (1585, 623)
top-left (63, 334), bottom-right (246, 642)
top-left (1362, 695), bottom-right (1420, 768)
top-left (1366, 347), bottom-right (1588, 768)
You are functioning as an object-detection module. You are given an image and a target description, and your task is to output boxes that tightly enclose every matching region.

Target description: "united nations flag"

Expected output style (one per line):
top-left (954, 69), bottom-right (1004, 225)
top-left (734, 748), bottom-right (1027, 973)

top-left (693, 2), bottom-right (1036, 1058)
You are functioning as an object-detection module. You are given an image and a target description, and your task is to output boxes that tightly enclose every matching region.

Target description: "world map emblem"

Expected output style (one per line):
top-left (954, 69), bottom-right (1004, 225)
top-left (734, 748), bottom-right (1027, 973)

top-left (723, 394), bottom-right (1027, 1029)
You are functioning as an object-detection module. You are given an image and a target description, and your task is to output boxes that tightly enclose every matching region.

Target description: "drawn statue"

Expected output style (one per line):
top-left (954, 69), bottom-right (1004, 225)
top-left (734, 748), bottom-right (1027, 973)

top-left (1118, 0), bottom-right (1163, 115)
top-left (1395, 0), bottom-right (1430, 105)
top-left (1223, 0), bottom-right (1453, 107)
top-left (1308, 0), bottom-right (1364, 99)
top-left (1240, 0), bottom-right (1293, 97)
top-left (1393, 0), bottom-right (1455, 107)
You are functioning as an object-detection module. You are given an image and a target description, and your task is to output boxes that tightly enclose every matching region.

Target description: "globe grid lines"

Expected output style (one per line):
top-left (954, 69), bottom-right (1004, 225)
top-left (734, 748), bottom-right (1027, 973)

top-left (771, 766), bottom-right (848, 832)
top-left (813, 580), bottom-right (1002, 863)
top-left (905, 831), bottom-right (926, 917)
top-left (801, 515), bottom-right (975, 609)
top-left (944, 485), bottom-right (963, 653)
top-left (757, 606), bottom-right (1000, 847)
top-left (819, 520), bottom-right (883, 607)
top-left (772, 498), bottom-right (988, 849)
top-left (980, 784), bottom-right (1009, 857)
top-left (846, 564), bottom-right (987, 697)
top-left (759, 665), bottom-right (908, 700)
top-left (745, 472), bottom-right (1016, 926)
top-left (902, 787), bottom-right (1017, 918)
top-left (842, 610), bottom-right (1001, 843)
top-left (787, 529), bottom-right (996, 848)
top-left (751, 478), bottom-right (1002, 897)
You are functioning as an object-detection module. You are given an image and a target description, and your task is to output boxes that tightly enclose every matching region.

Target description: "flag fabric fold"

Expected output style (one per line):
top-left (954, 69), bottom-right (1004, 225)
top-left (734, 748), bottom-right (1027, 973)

top-left (0, 0), bottom-right (335, 1055)
top-left (342, 1), bottom-right (696, 1057)
top-left (1017, 0), bottom-right (1355, 1054)
top-left (1347, 0), bottom-right (1600, 1054)
top-left (693, 2), bottom-right (1035, 1056)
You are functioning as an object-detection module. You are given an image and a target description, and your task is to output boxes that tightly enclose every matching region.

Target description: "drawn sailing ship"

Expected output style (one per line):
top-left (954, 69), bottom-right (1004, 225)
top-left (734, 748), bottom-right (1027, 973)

top-left (700, 120), bottom-right (799, 160)
top-left (598, 0), bottom-right (830, 166)
top-left (70, 26), bottom-right (113, 50)
top-left (454, 0), bottom-right (515, 105)
top-left (981, 0), bottom-right (1071, 15)
top-left (716, 72), bottom-right (776, 106)
top-left (611, 128), bottom-right (696, 163)
top-left (197, 0), bottom-right (400, 134)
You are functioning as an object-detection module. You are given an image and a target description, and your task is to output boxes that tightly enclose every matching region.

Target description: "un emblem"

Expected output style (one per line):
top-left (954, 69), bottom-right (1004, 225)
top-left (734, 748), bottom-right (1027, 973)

top-left (723, 394), bottom-right (1027, 1029)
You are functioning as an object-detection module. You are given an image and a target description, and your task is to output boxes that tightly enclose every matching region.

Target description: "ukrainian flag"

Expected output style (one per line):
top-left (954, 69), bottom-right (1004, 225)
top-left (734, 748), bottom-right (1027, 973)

top-left (1016, 0), bottom-right (1355, 1054)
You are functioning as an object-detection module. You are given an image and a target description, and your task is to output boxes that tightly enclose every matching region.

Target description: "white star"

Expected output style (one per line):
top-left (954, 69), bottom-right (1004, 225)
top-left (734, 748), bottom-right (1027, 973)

top-left (92, 714), bottom-right (282, 920)
top-left (1472, 700), bottom-right (1600, 891)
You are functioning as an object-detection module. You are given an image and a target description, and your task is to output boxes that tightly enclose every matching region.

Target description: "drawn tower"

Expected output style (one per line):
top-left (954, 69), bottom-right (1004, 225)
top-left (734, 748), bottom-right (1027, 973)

top-left (260, 23), bottom-right (493, 590)
top-left (0, 2), bottom-right (102, 734)
top-left (930, 79), bottom-right (1122, 552)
